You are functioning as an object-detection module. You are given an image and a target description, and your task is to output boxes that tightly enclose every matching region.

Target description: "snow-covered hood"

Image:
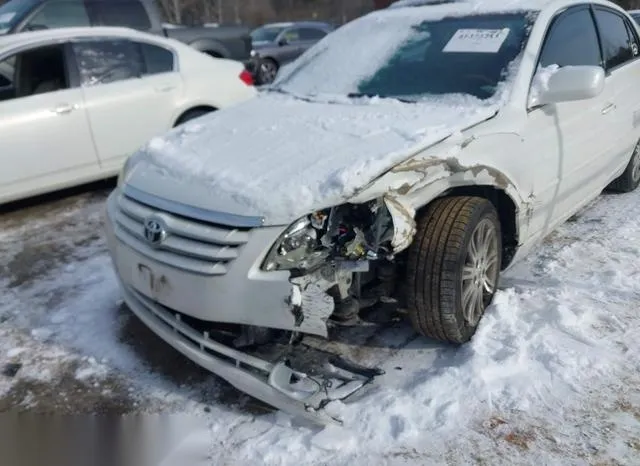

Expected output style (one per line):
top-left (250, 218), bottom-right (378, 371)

top-left (126, 92), bottom-right (499, 225)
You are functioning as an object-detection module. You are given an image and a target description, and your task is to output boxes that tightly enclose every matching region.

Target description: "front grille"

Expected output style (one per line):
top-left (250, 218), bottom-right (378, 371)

top-left (113, 194), bottom-right (251, 275)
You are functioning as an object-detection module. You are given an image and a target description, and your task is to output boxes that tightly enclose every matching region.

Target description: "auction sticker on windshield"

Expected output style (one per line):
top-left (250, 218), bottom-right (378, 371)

top-left (443, 28), bottom-right (510, 53)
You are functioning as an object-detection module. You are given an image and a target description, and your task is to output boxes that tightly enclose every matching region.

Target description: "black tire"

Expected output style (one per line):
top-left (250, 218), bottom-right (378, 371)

top-left (406, 196), bottom-right (502, 344)
top-left (607, 142), bottom-right (640, 193)
top-left (174, 108), bottom-right (215, 127)
top-left (258, 58), bottom-right (279, 85)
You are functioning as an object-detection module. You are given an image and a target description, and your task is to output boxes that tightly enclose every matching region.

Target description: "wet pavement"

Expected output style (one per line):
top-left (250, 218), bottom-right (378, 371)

top-left (0, 181), bottom-right (270, 416)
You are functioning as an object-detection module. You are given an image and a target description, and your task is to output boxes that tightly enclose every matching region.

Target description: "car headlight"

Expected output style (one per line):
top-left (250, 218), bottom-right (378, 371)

top-left (117, 156), bottom-right (135, 189)
top-left (261, 201), bottom-right (396, 272)
top-left (262, 216), bottom-right (326, 271)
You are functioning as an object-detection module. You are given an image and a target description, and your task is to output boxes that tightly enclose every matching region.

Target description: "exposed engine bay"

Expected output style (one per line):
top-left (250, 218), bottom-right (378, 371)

top-left (186, 200), bottom-right (414, 423)
top-left (261, 199), bottom-right (405, 330)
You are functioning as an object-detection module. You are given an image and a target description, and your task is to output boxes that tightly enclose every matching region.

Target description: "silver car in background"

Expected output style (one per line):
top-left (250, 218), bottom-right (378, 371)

top-left (250, 21), bottom-right (335, 84)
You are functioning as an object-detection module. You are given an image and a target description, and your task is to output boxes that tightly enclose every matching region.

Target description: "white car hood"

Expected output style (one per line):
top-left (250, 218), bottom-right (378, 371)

top-left (126, 92), bottom-right (498, 226)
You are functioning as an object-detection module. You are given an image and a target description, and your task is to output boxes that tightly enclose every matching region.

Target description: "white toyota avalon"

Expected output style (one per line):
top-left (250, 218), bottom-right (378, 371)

top-left (106, 0), bottom-right (640, 423)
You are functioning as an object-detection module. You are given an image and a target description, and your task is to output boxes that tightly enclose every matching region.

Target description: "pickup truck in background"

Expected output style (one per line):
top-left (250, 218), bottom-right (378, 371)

top-left (0, 0), bottom-right (253, 63)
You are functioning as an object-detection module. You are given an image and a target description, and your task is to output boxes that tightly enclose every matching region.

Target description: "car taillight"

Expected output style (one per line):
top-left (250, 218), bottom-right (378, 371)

top-left (239, 69), bottom-right (253, 86)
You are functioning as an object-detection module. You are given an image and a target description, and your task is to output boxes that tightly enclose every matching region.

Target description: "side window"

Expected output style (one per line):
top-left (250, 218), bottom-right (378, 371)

top-left (594, 9), bottom-right (637, 69)
top-left (539, 8), bottom-right (602, 68)
top-left (0, 45), bottom-right (69, 102)
top-left (88, 0), bottom-right (152, 30)
top-left (26, 0), bottom-right (90, 30)
top-left (298, 28), bottom-right (327, 41)
top-left (0, 63), bottom-right (12, 88)
top-left (139, 42), bottom-right (174, 75)
top-left (72, 39), bottom-right (144, 86)
top-left (281, 28), bottom-right (301, 43)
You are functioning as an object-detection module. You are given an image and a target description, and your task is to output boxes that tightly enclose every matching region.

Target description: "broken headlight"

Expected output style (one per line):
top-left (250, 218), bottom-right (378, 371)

top-left (262, 201), bottom-right (396, 272)
top-left (262, 217), bottom-right (327, 271)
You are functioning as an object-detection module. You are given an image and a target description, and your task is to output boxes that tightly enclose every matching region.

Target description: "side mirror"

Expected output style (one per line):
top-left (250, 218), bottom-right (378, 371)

top-left (528, 65), bottom-right (605, 109)
top-left (277, 37), bottom-right (288, 46)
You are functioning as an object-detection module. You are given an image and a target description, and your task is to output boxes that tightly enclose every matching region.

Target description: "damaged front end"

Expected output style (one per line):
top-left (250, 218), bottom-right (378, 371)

top-left (202, 197), bottom-right (417, 422)
top-left (107, 188), bottom-right (416, 425)
top-left (263, 197), bottom-right (414, 327)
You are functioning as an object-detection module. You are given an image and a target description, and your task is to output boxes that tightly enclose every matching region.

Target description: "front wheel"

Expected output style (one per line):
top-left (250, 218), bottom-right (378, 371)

top-left (406, 196), bottom-right (502, 344)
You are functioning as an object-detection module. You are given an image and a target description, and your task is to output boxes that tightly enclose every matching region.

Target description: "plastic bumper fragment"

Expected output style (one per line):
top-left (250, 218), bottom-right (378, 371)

top-left (121, 285), bottom-right (382, 425)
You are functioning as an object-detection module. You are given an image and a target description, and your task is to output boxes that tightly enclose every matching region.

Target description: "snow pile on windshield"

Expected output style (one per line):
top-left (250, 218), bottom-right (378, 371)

top-left (273, 14), bottom-right (420, 97)
top-left (273, 1), bottom-right (534, 100)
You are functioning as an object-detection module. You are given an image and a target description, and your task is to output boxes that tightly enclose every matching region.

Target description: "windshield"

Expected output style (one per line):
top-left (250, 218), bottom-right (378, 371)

top-left (251, 25), bottom-right (287, 43)
top-left (0, 0), bottom-right (41, 33)
top-left (272, 11), bottom-right (536, 102)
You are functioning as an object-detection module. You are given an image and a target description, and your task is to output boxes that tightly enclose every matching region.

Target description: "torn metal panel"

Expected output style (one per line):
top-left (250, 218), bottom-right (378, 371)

top-left (383, 196), bottom-right (417, 253)
top-left (289, 271), bottom-right (337, 336)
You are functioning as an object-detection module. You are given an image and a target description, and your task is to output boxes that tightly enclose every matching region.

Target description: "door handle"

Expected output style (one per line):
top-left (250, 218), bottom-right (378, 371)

top-left (50, 104), bottom-right (76, 115)
top-left (155, 85), bottom-right (175, 93)
top-left (601, 102), bottom-right (616, 115)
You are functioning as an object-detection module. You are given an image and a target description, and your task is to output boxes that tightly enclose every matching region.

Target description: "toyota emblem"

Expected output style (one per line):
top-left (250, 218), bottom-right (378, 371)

top-left (143, 216), bottom-right (166, 246)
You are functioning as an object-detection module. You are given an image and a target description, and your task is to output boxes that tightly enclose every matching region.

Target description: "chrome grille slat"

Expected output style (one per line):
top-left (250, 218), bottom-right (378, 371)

top-left (118, 196), bottom-right (250, 246)
top-left (114, 225), bottom-right (228, 275)
top-left (115, 211), bottom-right (239, 262)
top-left (114, 194), bottom-right (251, 276)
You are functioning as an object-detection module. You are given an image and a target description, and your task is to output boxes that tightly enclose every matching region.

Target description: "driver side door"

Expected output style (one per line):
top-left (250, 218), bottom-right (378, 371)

top-left (0, 41), bottom-right (98, 203)
top-left (523, 5), bottom-right (614, 240)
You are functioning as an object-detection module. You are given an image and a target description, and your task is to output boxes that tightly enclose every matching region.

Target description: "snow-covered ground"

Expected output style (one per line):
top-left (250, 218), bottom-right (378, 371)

top-left (1, 184), bottom-right (640, 465)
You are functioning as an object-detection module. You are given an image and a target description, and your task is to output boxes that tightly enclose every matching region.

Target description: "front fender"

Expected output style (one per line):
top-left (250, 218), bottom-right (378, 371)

top-left (350, 132), bottom-right (530, 254)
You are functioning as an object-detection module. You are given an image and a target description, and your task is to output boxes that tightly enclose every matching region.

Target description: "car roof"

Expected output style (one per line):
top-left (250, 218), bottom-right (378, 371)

top-left (388, 0), bottom-right (622, 14)
top-left (0, 26), bottom-right (169, 52)
top-left (258, 21), bottom-right (333, 29)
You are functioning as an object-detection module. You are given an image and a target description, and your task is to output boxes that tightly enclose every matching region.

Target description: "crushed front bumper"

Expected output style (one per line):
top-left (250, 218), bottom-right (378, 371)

top-left (105, 189), bottom-right (382, 424)
top-left (121, 284), bottom-right (378, 424)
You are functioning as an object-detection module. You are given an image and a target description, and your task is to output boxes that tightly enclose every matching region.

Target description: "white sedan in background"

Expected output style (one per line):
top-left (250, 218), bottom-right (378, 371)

top-left (0, 27), bottom-right (256, 204)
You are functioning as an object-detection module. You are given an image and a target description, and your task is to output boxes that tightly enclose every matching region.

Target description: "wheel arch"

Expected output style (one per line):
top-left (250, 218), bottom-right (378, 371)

top-left (173, 105), bottom-right (218, 127)
top-left (381, 171), bottom-right (526, 270)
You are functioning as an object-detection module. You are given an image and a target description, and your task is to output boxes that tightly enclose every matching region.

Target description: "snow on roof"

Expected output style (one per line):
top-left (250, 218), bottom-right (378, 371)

top-left (388, 0), bottom-right (566, 13)
top-left (0, 26), bottom-right (167, 52)
top-left (389, 0), bottom-right (628, 15)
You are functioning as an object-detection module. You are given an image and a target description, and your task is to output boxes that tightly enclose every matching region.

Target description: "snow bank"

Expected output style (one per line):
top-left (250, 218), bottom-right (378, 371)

top-left (197, 190), bottom-right (640, 465)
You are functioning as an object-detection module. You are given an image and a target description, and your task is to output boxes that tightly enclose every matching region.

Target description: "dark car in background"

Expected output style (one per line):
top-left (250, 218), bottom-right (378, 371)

top-left (0, 0), bottom-right (252, 63)
top-left (250, 20), bottom-right (334, 84)
top-left (629, 9), bottom-right (640, 24)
